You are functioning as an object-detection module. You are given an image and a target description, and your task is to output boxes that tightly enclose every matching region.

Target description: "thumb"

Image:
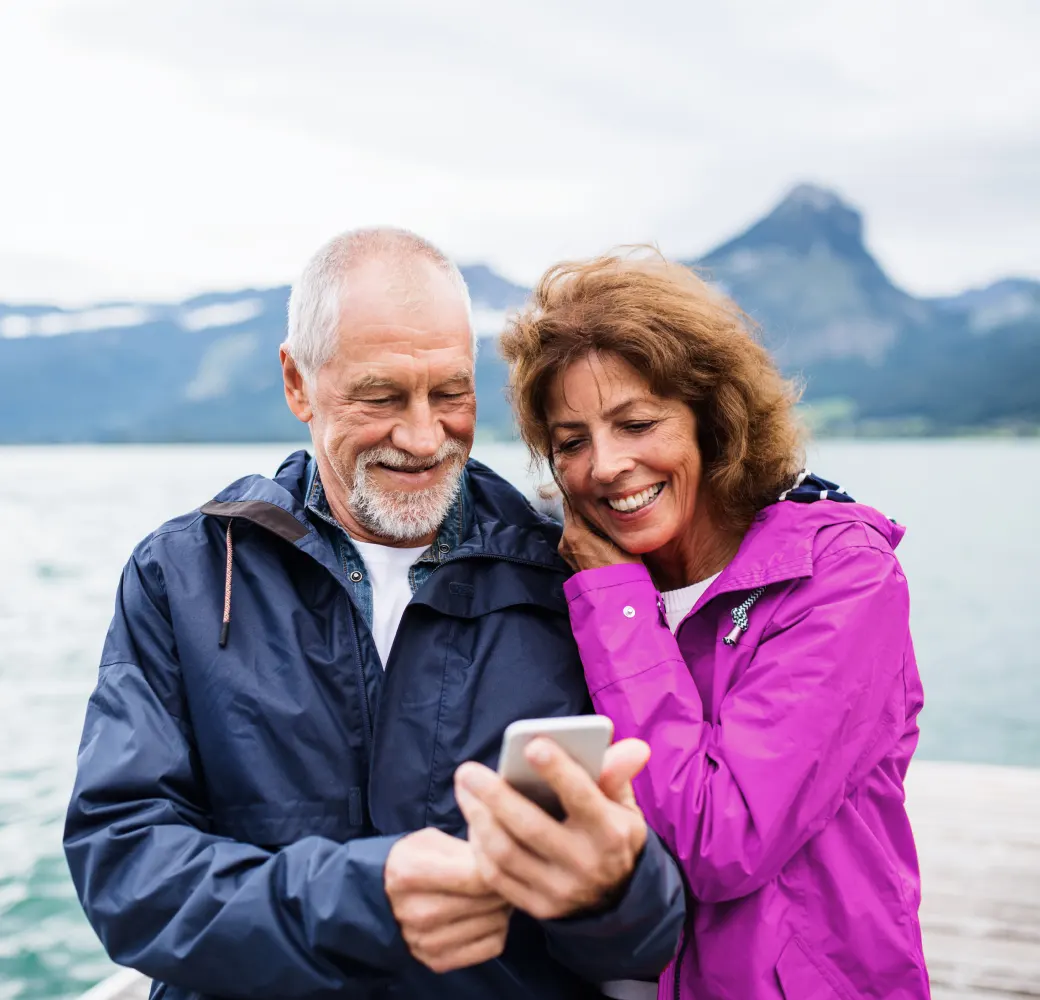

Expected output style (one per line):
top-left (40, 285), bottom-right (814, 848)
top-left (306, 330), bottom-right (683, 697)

top-left (598, 738), bottom-right (651, 806)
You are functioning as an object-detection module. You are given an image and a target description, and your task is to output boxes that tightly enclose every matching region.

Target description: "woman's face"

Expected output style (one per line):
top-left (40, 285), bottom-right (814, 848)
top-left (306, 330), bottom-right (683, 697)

top-left (546, 351), bottom-right (705, 556)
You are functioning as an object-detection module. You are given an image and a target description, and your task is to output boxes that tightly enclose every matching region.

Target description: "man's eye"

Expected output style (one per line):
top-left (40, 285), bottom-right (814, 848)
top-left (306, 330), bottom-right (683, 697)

top-left (438, 391), bottom-right (468, 400)
top-left (365, 397), bottom-right (395, 405)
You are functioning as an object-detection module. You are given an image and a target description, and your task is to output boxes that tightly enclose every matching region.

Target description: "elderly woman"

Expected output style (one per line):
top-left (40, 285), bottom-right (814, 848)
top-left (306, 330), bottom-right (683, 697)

top-left (499, 253), bottom-right (930, 1000)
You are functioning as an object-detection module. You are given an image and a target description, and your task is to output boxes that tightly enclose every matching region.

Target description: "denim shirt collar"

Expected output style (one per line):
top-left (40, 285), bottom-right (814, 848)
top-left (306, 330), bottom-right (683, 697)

top-left (303, 455), bottom-right (470, 623)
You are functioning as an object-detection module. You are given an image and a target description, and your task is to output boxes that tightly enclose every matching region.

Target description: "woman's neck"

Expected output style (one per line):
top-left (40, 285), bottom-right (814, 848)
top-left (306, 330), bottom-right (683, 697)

top-left (644, 504), bottom-right (744, 593)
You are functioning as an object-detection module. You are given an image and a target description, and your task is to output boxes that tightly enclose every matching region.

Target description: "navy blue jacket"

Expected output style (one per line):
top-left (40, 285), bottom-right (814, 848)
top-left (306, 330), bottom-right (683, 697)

top-left (64, 450), bottom-right (685, 999)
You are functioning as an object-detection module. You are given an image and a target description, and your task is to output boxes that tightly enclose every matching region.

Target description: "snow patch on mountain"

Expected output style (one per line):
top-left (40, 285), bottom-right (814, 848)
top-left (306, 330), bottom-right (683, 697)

top-left (0, 306), bottom-right (155, 338)
top-left (183, 333), bottom-right (260, 401)
top-left (179, 299), bottom-right (265, 332)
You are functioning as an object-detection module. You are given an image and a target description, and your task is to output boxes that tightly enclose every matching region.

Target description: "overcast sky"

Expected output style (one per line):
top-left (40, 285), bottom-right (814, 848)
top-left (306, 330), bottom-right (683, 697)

top-left (1, 0), bottom-right (1037, 305)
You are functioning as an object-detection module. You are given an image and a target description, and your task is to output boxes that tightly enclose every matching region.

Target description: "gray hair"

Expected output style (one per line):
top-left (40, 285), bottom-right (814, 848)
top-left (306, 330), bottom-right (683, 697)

top-left (284, 226), bottom-right (475, 380)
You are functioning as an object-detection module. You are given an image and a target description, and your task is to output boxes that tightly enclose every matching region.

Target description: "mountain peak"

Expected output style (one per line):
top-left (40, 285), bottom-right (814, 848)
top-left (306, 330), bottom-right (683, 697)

top-left (700, 182), bottom-right (868, 266)
top-left (778, 183), bottom-right (848, 214)
top-left (764, 183), bottom-right (864, 249)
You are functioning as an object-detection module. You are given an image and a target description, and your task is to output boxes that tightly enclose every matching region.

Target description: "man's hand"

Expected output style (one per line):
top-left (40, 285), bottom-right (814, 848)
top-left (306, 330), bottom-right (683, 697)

top-left (384, 828), bottom-right (512, 974)
top-left (454, 738), bottom-right (650, 921)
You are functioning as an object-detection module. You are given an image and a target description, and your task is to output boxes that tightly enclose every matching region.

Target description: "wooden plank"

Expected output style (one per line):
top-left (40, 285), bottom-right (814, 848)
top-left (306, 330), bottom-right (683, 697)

top-left (908, 760), bottom-right (1040, 998)
top-left (82, 760), bottom-right (1040, 999)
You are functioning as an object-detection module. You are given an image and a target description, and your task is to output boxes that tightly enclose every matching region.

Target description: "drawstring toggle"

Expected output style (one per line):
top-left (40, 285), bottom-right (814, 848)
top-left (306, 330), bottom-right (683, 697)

top-left (723, 586), bottom-right (766, 646)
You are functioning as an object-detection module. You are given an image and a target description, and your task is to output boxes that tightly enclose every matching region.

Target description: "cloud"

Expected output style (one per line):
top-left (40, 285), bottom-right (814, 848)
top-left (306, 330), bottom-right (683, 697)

top-left (0, 0), bottom-right (1036, 303)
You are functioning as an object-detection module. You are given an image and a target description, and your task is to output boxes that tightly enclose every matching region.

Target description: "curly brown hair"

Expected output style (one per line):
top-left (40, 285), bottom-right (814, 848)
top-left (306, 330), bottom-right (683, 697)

top-left (499, 249), bottom-right (805, 532)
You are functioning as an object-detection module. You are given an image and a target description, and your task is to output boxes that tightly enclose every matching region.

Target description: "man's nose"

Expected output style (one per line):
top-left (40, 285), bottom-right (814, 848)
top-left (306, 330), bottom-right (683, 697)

top-left (589, 436), bottom-right (635, 484)
top-left (390, 398), bottom-right (444, 458)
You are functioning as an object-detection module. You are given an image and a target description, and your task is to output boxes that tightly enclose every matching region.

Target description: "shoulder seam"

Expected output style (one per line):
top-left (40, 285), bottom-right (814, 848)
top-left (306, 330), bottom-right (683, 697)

top-left (151, 511), bottom-right (207, 538)
top-left (813, 543), bottom-right (897, 569)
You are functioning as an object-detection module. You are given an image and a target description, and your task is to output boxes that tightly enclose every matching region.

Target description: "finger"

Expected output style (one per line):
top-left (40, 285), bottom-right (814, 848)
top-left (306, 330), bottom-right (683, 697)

top-left (456, 762), bottom-right (575, 863)
top-left (386, 830), bottom-right (488, 898)
top-left (409, 904), bottom-right (511, 953)
top-left (468, 837), bottom-right (574, 921)
top-left (597, 738), bottom-right (651, 806)
top-left (416, 927), bottom-right (511, 975)
top-left (396, 888), bottom-right (510, 931)
top-left (524, 738), bottom-right (605, 824)
top-left (460, 786), bottom-right (570, 898)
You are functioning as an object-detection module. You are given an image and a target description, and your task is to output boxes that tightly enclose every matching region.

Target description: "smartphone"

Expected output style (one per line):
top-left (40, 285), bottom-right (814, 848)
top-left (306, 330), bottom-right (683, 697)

top-left (497, 715), bottom-right (614, 819)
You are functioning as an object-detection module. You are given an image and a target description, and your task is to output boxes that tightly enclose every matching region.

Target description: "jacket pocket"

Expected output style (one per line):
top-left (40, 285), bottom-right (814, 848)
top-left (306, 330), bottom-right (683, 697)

top-left (775, 936), bottom-right (852, 1000)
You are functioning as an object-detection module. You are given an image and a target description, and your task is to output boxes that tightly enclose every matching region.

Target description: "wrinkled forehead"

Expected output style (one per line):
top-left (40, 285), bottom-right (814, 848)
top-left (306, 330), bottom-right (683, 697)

top-left (338, 257), bottom-right (470, 336)
top-left (547, 351), bottom-right (655, 418)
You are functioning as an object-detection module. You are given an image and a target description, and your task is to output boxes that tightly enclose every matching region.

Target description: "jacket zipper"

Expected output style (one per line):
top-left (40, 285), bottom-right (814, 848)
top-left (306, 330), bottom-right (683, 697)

top-left (348, 603), bottom-right (374, 753)
top-left (673, 929), bottom-right (686, 1000)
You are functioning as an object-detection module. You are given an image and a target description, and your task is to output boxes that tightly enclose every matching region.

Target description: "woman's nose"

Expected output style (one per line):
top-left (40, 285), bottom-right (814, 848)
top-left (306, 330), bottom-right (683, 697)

top-left (589, 439), bottom-right (635, 484)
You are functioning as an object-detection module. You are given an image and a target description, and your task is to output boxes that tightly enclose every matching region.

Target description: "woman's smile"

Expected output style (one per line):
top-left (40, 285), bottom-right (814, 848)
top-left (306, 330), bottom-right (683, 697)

top-left (602, 482), bottom-right (666, 518)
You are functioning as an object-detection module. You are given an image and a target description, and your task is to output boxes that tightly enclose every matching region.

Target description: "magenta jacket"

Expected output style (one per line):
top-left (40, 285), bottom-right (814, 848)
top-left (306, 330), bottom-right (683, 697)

top-left (564, 498), bottom-right (930, 999)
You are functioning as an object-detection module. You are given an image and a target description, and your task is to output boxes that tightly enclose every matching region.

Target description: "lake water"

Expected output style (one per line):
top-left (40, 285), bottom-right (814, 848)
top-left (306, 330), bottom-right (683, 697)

top-left (1, 439), bottom-right (1038, 998)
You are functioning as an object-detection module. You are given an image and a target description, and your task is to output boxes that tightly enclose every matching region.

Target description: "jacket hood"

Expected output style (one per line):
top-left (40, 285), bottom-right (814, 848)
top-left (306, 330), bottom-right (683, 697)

top-left (720, 488), bottom-right (905, 597)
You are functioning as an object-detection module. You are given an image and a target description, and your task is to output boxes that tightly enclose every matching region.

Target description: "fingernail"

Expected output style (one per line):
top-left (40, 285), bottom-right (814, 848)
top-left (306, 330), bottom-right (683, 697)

top-left (526, 739), bottom-right (552, 765)
top-left (456, 763), bottom-right (491, 792)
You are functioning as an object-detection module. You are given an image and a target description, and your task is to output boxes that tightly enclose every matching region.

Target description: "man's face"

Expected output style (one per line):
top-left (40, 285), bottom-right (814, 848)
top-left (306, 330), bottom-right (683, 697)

top-left (287, 258), bottom-right (476, 544)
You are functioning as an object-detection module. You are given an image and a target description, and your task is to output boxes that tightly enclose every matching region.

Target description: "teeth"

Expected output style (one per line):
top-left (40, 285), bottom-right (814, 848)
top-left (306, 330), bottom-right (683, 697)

top-left (607, 483), bottom-right (662, 512)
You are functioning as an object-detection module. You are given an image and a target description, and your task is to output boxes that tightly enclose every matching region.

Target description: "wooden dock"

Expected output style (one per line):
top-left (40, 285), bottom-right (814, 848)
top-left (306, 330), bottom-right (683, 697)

top-left (80, 759), bottom-right (1040, 999)
top-left (908, 761), bottom-right (1040, 998)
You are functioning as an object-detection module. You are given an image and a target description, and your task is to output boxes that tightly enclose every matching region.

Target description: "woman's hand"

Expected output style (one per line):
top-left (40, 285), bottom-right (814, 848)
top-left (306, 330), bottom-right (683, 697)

top-left (558, 498), bottom-right (641, 572)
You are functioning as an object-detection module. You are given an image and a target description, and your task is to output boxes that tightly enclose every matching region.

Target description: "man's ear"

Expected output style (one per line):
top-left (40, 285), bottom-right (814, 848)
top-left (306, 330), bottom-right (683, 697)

top-left (280, 346), bottom-right (313, 423)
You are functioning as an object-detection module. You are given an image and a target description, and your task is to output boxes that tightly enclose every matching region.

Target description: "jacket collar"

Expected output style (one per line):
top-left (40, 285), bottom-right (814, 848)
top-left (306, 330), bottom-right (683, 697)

top-left (702, 497), bottom-right (905, 602)
top-left (200, 449), bottom-right (566, 576)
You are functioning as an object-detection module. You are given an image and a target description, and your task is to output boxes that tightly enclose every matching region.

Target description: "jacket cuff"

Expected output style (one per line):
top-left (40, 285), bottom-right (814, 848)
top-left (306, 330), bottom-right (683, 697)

top-left (564, 563), bottom-right (673, 694)
top-left (326, 832), bottom-right (413, 969)
top-left (542, 829), bottom-right (685, 981)
top-left (563, 562), bottom-right (655, 602)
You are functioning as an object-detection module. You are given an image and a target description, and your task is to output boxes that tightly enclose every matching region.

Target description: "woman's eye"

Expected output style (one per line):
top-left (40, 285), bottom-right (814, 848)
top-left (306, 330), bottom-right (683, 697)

top-left (554, 438), bottom-right (584, 455)
top-left (624, 420), bottom-right (657, 433)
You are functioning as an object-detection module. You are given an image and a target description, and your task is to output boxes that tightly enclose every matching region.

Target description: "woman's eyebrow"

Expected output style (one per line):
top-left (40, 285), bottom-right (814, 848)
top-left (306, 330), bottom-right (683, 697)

top-left (549, 419), bottom-right (586, 433)
top-left (549, 396), bottom-right (651, 434)
top-left (604, 397), bottom-right (650, 418)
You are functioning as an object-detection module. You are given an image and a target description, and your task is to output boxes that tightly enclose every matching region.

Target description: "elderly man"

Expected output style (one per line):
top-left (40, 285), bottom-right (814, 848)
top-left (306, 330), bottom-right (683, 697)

top-left (64, 228), bottom-right (684, 1000)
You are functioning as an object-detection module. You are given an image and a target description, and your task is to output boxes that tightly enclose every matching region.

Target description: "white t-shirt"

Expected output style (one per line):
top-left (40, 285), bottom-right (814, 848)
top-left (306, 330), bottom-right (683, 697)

top-left (600, 980), bottom-right (658, 999)
top-left (661, 572), bottom-right (721, 633)
top-left (350, 538), bottom-right (429, 667)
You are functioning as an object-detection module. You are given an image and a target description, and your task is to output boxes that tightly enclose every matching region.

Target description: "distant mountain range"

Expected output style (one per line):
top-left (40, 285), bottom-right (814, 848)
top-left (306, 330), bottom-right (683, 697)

top-left (2, 184), bottom-right (1038, 443)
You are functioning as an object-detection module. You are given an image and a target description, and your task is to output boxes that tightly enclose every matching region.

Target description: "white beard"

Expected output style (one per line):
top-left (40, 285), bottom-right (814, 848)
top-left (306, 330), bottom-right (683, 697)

top-left (345, 439), bottom-right (468, 543)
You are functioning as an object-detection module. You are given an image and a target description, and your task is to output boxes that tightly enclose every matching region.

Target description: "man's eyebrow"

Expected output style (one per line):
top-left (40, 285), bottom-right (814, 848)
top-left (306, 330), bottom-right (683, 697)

top-left (435, 369), bottom-right (475, 389)
top-left (348, 375), bottom-right (401, 395)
